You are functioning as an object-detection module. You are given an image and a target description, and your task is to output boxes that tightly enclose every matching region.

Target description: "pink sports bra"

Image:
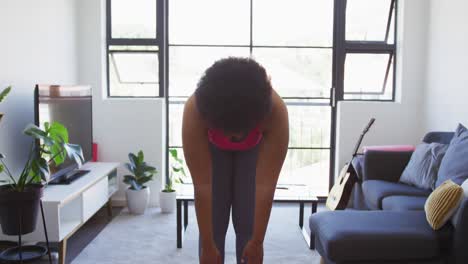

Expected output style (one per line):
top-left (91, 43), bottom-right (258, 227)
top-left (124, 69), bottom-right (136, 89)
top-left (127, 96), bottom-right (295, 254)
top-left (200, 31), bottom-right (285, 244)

top-left (208, 126), bottom-right (263, 151)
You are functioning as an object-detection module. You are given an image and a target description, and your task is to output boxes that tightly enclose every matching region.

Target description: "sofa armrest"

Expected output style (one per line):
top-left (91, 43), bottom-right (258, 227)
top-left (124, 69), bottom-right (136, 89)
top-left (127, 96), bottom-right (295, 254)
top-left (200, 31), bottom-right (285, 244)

top-left (452, 198), bottom-right (468, 264)
top-left (362, 150), bottom-right (413, 182)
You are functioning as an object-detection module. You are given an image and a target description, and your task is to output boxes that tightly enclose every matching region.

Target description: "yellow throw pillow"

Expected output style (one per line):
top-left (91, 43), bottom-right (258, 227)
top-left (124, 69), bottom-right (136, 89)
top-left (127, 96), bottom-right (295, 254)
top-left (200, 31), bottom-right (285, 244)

top-left (425, 179), bottom-right (464, 230)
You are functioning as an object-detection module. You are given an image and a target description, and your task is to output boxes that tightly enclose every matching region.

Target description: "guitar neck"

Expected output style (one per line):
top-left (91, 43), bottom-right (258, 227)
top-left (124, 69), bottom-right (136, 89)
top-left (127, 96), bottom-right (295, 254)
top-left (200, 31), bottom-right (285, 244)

top-left (351, 133), bottom-right (366, 156)
top-left (351, 118), bottom-right (375, 156)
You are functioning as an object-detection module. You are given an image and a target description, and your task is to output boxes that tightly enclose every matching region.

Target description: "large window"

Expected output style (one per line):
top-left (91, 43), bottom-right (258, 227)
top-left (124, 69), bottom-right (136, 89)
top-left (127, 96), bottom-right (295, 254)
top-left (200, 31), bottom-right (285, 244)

top-left (106, 0), bottom-right (165, 97)
top-left (106, 0), bottom-right (397, 197)
top-left (168, 0), bottom-right (334, 196)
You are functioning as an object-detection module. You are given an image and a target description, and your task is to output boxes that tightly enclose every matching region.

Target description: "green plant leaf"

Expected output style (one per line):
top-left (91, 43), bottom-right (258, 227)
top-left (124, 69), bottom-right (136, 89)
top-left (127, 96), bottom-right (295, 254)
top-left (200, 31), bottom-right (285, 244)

top-left (0, 86), bottom-right (11, 103)
top-left (137, 150), bottom-right (144, 163)
top-left (139, 176), bottom-right (153, 185)
top-left (123, 175), bottom-right (141, 190)
top-left (125, 151), bottom-right (157, 189)
top-left (169, 149), bottom-right (178, 159)
top-left (30, 158), bottom-right (49, 182)
top-left (48, 122), bottom-right (69, 143)
top-left (124, 162), bottom-right (135, 174)
top-left (172, 166), bottom-right (182, 173)
top-left (23, 124), bottom-right (54, 146)
top-left (44, 122), bottom-right (50, 132)
top-left (63, 143), bottom-right (84, 166)
top-left (50, 144), bottom-right (66, 165)
top-left (123, 175), bottom-right (136, 184)
top-left (170, 149), bottom-right (185, 163)
top-left (0, 164), bottom-right (3, 174)
top-left (164, 182), bottom-right (174, 192)
top-left (128, 153), bottom-right (138, 168)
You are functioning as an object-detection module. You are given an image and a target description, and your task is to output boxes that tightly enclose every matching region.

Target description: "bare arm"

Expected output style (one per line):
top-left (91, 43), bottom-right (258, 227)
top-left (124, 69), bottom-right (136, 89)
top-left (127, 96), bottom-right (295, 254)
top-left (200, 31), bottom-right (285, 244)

top-left (251, 92), bottom-right (289, 243)
top-left (182, 96), bottom-right (215, 246)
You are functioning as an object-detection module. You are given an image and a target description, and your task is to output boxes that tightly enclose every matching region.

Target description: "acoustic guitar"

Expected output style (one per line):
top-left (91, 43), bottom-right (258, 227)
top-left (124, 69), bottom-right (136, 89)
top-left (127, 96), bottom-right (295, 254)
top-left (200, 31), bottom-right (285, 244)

top-left (326, 118), bottom-right (375, 211)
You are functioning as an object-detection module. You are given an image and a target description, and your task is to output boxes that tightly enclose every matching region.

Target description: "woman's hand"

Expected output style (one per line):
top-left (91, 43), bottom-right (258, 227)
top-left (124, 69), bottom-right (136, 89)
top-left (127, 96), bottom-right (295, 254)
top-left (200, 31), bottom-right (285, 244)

top-left (241, 240), bottom-right (264, 264)
top-left (200, 242), bottom-right (222, 264)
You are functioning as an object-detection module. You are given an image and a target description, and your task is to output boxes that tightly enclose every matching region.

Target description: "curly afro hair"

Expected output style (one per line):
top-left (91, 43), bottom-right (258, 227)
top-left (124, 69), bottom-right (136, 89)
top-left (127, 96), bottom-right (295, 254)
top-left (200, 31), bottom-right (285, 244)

top-left (195, 57), bottom-right (273, 133)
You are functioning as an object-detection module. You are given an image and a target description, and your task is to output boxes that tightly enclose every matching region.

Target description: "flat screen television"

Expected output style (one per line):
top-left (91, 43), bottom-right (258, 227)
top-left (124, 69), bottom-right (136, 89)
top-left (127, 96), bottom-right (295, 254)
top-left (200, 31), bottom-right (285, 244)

top-left (34, 84), bottom-right (93, 184)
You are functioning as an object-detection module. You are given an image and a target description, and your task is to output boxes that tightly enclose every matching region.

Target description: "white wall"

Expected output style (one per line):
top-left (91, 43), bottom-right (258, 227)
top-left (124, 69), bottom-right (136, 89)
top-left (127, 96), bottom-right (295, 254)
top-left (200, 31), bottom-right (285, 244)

top-left (424, 0), bottom-right (468, 132)
top-left (0, 0), bottom-right (78, 178)
top-left (336, 0), bottom-right (429, 173)
top-left (75, 0), bottom-right (165, 207)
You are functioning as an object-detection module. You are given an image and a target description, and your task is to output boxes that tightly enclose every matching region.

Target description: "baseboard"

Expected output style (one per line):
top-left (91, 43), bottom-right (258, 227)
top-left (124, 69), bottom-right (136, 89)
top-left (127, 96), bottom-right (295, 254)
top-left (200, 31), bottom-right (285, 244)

top-left (111, 198), bottom-right (160, 208)
top-left (111, 198), bottom-right (127, 208)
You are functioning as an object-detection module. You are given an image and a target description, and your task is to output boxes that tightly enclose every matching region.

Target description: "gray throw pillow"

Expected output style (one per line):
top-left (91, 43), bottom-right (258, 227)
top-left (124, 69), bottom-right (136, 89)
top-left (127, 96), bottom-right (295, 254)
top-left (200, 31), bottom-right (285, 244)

top-left (400, 143), bottom-right (448, 190)
top-left (436, 124), bottom-right (468, 187)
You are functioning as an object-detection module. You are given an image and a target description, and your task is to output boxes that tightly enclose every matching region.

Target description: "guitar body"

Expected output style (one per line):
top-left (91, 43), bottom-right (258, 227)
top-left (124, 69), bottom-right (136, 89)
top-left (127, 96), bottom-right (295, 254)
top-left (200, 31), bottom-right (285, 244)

top-left (326, 118), bottom-right (375, 211)
top-left (326, 164), bottom-right (357, 211)
top-left (326, 164), bottom-right (358, 210)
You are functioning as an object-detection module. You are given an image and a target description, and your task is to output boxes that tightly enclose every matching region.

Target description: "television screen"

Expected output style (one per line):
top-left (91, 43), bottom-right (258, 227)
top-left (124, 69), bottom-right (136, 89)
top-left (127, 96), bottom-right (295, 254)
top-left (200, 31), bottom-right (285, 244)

top-left (35, 85), bottom-right (93, 180)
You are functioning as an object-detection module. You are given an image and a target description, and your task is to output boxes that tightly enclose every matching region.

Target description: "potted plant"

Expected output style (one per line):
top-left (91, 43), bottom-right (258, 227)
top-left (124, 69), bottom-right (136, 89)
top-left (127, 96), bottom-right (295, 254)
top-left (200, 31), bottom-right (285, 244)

top-left (123, 150), bottom-right (157, 215)
top-left (0, 121), bottom-right (84, 235)
top-left (160, 149), bottom-right (187, 213)
top-left (0, 86), bottom-right (11, 123)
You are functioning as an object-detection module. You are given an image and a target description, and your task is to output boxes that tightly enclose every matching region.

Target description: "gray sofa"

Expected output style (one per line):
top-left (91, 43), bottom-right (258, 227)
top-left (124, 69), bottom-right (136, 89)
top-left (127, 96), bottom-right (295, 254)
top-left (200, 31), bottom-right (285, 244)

top-left (352, 131), bottom-right (454, 211)
top-left (309, 132), bottom-right (468, 263)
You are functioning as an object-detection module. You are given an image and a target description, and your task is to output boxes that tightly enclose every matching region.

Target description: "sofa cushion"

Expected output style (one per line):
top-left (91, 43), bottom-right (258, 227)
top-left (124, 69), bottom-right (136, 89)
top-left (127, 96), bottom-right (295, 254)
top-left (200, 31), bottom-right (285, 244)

top-left (436, 124), bottom-right (468, 187)
top-left (382, 195), bottom-right (427, 211)
top-left (310, 210), bottom-right (452, 262)
top-left (362, 180), bottom-right (431, 209)
top-left (399, 143), bottom-right (448, 190)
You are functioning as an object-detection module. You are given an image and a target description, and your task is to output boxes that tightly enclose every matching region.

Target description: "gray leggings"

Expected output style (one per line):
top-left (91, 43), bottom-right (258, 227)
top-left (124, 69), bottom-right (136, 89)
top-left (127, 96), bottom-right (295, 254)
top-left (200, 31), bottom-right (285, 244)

top-left (199, 142), bottom-right (260, 264)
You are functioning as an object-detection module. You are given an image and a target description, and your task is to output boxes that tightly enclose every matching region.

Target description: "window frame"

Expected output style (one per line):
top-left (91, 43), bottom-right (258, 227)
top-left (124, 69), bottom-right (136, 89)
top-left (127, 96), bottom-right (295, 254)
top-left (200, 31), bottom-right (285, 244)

top-left (166, 0), bottom-right (337, 198)
top-left (104, 0), bottom-right (398, 194)
top-left (106, 0), bottom-right (167, 98)
top-left (334, 0), bottom-right (398, 102)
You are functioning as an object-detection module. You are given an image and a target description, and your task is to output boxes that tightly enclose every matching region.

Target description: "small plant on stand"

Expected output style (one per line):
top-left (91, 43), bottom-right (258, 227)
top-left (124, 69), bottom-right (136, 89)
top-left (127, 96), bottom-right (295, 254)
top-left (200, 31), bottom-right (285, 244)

top-left (0, 121), bottom-right (84, 236)
top-left (123, 150), bottom-right (157, 215)
top-left (160, 149), bottom-right (187, 213)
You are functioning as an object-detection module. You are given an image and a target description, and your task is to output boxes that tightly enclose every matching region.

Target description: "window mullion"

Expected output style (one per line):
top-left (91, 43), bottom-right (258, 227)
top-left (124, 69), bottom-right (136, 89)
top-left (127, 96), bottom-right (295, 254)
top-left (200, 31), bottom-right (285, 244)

top-left (108, 39), bottom-right (159, 46)
top-left (345, 42), bottom-right (395, 53)
top-left (333, 0), bottom-right (346, 102)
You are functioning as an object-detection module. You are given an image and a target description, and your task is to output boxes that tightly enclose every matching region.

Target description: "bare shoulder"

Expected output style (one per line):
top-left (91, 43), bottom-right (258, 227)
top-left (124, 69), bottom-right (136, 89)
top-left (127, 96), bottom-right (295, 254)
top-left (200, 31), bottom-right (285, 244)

top-left (183, 95), bottom-right (196, 118)
top-left (260, 90), bottom-right (288, 132)
top-left (183, 95), bottom-right (208, 136)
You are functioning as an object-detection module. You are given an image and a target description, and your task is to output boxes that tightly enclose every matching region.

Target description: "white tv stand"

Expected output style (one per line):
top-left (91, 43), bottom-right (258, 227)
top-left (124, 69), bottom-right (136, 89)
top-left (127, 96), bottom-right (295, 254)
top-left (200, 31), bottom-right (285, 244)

top-left (0, 162), bottom-right (120, 264)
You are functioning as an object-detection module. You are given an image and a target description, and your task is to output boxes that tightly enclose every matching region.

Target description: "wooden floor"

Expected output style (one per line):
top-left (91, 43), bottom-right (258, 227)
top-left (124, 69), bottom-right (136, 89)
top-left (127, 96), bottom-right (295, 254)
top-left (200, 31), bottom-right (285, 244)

top-left (0, 206), bottom-right (123, 264)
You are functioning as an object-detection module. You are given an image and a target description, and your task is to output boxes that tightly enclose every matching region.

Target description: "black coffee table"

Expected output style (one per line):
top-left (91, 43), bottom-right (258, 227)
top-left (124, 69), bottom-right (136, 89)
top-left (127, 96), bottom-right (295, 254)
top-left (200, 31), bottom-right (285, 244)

top-left (176, 184), bottom-right (318, 250)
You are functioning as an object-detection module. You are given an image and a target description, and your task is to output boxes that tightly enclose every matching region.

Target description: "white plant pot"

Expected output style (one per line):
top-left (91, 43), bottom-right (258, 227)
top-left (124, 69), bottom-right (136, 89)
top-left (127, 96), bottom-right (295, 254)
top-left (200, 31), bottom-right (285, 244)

top-left (126, 187), bottom-right (150, 215)
top-left (159, 190), bottom-right (176, 213)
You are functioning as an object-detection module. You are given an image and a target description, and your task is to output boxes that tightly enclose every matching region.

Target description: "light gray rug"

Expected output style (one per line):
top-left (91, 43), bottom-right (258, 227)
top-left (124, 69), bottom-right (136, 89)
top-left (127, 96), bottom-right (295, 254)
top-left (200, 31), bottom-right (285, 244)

top-left (72, 204), bottom-right (322, 264)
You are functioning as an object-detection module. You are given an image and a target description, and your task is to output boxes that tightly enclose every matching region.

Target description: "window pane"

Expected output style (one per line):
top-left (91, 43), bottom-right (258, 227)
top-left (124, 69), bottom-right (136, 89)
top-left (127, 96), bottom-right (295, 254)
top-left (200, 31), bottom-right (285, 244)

top-left (253, 0), bottom-right (333, 46)
top-left (253, 48), bottom-right (332, 98)
top-left (346, 0), bottom-right (393, 41)
top-left (387, 7), bottom-right (395, 44)
top-left (111, 52), bottom-right (158, 83)
top-left (169, 0), bottom-right (250, 45)
top-left (168, 99), bottom-right (185, 147)
top-left (169, 47), bottom-right (250, 96)
top-left (279, 149), bottom-right (330, 197)
top-left (167, 147), bottom-right (192, 184)
top-left (286, 100), bottom-right (331, 148)
top-left (344, 53), bottom-right (393, 100)
top-left (111, 0), bottom-right (157, 39)
top-left (109, 52), bottom-right (159, 97)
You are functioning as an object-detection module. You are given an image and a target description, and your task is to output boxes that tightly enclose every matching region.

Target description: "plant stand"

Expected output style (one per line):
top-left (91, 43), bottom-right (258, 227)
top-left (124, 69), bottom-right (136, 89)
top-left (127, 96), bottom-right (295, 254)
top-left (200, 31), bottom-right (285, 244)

top-left (0, 200), bottom-right (52, 264)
